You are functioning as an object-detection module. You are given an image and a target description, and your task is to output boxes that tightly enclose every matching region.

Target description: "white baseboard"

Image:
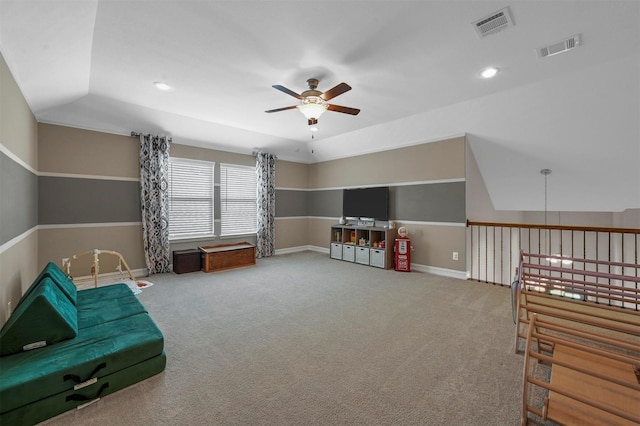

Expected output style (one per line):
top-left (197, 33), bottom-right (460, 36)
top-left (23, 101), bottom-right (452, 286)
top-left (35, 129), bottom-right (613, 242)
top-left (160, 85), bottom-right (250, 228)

top-left (277, 246), bottom-right (466, 280)
top-left (409, 264), bottom-right (467, 280)
top-left (274, 245), bottom-right (326, 255)
top-left (307, 246), bottom-right (329, 254)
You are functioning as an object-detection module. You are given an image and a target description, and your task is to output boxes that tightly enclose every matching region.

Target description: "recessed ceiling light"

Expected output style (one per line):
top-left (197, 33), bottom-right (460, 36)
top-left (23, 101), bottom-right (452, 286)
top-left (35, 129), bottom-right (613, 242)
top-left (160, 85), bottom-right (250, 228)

top-left (153, 81), bottom-right (173, 91)
top-left (480, 67), bottom-right (500, 79)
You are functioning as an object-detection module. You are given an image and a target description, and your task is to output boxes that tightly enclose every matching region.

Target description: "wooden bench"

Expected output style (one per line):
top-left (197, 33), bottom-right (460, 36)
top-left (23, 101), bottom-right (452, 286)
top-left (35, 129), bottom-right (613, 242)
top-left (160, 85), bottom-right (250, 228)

top-left (521, 313), bottom-right (640, 425)
top-left (199, 242), bottom-right (256, 272)
top-left (514, 251), bottom-right (640, 353)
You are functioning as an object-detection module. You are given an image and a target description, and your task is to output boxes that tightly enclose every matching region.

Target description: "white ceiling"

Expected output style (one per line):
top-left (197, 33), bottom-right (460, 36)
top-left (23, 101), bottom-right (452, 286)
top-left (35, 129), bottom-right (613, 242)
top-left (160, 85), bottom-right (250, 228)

top-left (1, 0), bottom-right (639, 212)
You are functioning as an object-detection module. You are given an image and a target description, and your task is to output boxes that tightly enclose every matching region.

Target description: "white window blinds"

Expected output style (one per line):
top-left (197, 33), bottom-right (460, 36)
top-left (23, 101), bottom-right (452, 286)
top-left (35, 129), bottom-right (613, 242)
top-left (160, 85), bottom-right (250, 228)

top-left (220, 163), bottom-right (257, 235)
top-left (168, 158), bottom-right (215, 239)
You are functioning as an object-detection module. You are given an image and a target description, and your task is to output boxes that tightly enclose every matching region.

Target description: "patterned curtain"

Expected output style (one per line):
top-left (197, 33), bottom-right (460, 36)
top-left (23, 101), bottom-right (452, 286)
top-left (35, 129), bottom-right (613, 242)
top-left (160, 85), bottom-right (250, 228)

top-left (139, 134), bottom-right (171, 274)
top-left (256, 152), bottom-right (276, 258)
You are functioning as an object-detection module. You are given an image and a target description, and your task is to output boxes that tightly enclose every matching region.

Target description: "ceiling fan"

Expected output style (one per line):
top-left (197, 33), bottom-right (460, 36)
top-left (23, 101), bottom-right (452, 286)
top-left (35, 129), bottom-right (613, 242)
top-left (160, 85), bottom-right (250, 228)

top-left (265, 78), bottom-right (360, 125)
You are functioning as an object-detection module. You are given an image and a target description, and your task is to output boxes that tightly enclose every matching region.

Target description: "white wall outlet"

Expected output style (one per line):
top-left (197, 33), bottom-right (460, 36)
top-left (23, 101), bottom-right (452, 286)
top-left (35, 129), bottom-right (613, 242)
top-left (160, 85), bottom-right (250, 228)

top-left (452, 251), bottom-right (459, 261)
top-left (62, 258), bottom-right (69, 266)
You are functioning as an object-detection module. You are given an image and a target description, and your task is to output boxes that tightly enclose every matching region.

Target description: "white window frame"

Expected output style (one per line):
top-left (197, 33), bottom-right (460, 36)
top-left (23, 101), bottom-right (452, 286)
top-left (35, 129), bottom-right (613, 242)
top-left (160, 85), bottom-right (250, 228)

top-left (220, 163), bottom-right (257, 237)
top-left (168, 157), bottom-right (215, 240)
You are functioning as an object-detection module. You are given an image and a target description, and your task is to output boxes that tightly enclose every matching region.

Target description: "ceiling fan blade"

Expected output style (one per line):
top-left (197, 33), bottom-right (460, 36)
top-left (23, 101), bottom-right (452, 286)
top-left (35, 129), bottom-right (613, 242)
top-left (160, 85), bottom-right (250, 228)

top-left (265, 105), bottom-right (298, 113)
top-left (321, 83), bottom-right (352, 101)
top-left (327, 104), bottom-right (360, 115)
top-left (272, 85), bottom-right (303, 99)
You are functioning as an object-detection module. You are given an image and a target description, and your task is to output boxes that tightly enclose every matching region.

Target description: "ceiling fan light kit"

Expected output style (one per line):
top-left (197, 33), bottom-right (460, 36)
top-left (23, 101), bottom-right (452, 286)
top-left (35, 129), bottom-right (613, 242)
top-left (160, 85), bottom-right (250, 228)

top-left (297, 97), bottom-right (328, 121)
top-left (266, 78), bottom-right (360, 127)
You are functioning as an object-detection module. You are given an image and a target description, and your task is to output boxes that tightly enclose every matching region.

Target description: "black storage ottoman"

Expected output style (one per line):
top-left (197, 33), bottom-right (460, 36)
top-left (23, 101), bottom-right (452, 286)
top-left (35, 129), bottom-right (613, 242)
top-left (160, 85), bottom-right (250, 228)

top-left (172, 249), bottom-right (201, 274)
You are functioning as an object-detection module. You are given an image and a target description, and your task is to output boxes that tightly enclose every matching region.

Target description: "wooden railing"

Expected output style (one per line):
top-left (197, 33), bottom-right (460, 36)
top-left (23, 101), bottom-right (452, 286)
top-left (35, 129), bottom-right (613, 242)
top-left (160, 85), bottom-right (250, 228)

top-left (514, 251), bottom-right (640, 353)
top-left (466, 220), bottom-right (640, 286)
top-left (521, 313), bottom-right (640, 425)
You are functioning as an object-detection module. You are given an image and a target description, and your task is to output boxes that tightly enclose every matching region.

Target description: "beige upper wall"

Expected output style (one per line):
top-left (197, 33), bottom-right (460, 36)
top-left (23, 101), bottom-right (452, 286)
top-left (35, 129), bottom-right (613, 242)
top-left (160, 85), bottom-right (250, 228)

top-left (172, 144), bottom-right (310, 190)
top-left (613, 209), bottom-right (640, 228)
top-left (39, 124), bottom-right (139, 178)
top-left (308, 136), bottom-right (465, 189)
top-left (521, 210), bottom-right (640, 228)
top-left (1, 52), bottom-right (38, 169)
top-left (171, 143), bottom-right (254, 168)
top-left (276, 160), bottom-right (308, 189)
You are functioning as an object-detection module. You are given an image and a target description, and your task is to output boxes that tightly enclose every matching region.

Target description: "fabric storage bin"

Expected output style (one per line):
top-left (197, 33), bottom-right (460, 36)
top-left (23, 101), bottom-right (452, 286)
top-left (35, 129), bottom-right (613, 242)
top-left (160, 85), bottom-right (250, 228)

top-left (172, 249), bottom-right (201, 274)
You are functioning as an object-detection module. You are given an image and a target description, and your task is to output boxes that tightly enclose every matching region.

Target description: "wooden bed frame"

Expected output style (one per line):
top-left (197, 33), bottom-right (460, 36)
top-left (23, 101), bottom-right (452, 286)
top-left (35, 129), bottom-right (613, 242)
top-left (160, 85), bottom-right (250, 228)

top-left (521, 313), bottom-right (640, 425)
top-left (515, 251), bottom-right (640, 425)
top-left (513, 251), bottom-right (640, 354)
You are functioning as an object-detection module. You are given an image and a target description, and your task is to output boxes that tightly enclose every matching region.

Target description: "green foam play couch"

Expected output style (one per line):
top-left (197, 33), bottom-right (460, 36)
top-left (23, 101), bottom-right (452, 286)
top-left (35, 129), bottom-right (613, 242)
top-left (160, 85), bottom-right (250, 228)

top-left (0, 262), bottom-right (166, 425)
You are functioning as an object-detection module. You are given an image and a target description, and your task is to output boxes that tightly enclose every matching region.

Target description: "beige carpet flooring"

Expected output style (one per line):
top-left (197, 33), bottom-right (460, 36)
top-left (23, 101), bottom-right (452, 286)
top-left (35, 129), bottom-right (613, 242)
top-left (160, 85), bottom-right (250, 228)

top-left (41, 251), bottom-right (526, 425)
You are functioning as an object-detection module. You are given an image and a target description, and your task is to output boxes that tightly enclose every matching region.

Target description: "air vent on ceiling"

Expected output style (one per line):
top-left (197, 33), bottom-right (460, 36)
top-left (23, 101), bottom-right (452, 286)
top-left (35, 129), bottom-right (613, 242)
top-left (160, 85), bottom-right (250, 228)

top-left (472, 7), bottom-right (514, 38)
top-left (537, 34), bottom-right (582, 59)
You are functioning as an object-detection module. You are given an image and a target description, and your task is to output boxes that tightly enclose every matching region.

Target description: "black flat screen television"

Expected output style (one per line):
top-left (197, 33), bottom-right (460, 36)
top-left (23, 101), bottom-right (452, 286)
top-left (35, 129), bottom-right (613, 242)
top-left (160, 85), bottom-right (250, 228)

top-left (342, 186), bottom-right (389, 221)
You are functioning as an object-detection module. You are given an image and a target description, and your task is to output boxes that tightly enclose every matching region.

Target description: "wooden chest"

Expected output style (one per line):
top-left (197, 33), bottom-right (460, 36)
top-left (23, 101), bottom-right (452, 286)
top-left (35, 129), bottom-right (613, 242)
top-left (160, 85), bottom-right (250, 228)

top-left (172, 249), bottom-right (202, 274)
top-left (199, 243), bottom-right (256, 272)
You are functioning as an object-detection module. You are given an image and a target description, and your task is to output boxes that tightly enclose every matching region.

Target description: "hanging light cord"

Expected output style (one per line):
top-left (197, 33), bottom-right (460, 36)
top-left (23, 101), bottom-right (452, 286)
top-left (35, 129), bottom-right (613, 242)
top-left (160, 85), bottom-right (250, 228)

top-left (544, 173), bottom-right (548, 226)
top-left (540, 169), bottom-right (552, 254)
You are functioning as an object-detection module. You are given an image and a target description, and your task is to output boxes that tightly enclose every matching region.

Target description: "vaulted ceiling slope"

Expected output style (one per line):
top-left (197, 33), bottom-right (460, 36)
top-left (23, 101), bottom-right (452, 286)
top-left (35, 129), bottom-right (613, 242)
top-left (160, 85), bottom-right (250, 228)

top-left (1, 1), bottom-right (638, 212)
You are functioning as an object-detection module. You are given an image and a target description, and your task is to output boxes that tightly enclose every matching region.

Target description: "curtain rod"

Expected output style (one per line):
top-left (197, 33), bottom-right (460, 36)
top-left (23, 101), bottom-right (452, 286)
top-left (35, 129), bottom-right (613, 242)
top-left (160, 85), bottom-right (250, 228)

top-left (252, 151), bottom-right (278, 159)
top-left (130, 131), bottom-right (172, 142)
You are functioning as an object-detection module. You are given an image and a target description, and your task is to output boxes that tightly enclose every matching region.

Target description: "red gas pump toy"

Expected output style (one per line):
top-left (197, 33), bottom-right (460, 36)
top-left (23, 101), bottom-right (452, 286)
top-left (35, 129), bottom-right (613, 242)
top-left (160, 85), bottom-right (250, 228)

top-left (395, 227), bottom-right (411, 272)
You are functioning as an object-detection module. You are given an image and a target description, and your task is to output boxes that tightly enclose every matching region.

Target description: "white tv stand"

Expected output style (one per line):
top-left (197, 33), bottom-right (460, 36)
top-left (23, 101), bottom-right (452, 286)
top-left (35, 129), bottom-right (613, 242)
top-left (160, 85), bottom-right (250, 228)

top-left (330, 224), bottom-right (398, 269)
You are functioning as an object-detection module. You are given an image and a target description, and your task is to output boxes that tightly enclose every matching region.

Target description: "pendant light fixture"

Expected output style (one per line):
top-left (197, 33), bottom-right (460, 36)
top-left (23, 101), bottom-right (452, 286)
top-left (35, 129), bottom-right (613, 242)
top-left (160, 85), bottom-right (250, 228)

top-left (540, 168), bottom-right (552, 256)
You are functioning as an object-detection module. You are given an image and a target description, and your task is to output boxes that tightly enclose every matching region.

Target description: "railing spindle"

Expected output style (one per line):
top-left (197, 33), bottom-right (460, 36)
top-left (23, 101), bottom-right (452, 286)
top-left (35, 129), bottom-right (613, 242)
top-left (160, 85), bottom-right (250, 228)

top-left (466, 221), bottom-right (639, 290)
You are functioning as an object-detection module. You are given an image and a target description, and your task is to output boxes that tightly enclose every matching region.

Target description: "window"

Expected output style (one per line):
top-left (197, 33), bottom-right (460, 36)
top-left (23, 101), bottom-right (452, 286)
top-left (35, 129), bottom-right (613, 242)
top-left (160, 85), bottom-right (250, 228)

top-left (168, 158), bottom-right (215, 239)
top-left (220, 163), bottom-right (257, 236)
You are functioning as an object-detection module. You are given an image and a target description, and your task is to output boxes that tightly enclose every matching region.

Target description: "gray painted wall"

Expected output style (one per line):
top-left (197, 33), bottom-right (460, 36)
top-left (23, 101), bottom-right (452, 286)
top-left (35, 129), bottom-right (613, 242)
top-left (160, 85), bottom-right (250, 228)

top-left (275, 189), bottom-right (308, 217)
top-left (277, 182), bottom-right (465, 223)
top-left (1, 152), bottom-right (38, 245)
top-left (392, 182), bottom-right (465, 223)
top-left (3, 142), bottom-right (464, 246)
top-left (38, 177), bottom-right (141, 224)
top-left (308, 189), bottom-right (342, 218)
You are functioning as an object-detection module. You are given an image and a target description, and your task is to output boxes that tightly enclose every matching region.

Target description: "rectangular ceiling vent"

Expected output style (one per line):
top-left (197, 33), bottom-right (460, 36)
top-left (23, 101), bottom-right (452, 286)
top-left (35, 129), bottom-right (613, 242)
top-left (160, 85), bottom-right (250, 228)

top-left (473, 7), bottom-right (514, 38)
top-left (537, 35), bottom-right (582, 59)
